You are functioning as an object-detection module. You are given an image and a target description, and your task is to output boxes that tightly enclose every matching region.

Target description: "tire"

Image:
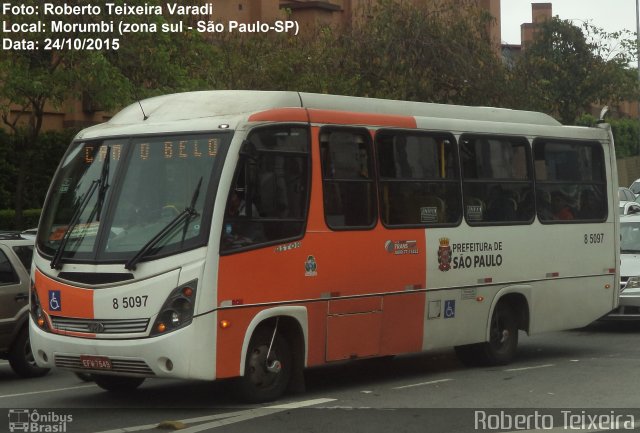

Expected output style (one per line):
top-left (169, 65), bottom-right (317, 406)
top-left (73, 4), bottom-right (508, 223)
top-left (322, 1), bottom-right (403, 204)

top-left (454, 343), bottom-right (482, 367)
top-left (8, 328), bottom-right (50, 378)
top-left (92, 374), bottom-right (145, 392)
top-left (455, 302), bottom-right (518, 366)
top-left (74, 372), bottom-right (94, 382)
top-left (236, 328), bottom-right (292, 403)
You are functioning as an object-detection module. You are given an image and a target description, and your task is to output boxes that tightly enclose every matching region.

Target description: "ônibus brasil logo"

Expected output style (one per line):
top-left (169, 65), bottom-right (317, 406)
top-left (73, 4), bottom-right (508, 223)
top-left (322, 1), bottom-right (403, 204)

top-left (8, 409), bottom-right (73, 432)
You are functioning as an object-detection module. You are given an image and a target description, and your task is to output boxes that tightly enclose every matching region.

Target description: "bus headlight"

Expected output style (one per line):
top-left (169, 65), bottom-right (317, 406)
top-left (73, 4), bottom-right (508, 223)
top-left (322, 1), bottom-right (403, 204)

top-left (151, 280), bottom-right (197, 336)
top-left (30, 281), bottom-right (50, 331)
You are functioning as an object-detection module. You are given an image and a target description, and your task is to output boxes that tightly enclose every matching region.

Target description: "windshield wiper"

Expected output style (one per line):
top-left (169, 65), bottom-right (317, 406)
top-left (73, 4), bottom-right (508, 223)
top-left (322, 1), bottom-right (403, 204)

top-left (95, 146), bottom-right (111, 221)
top-left (50, 180), bottom-right (100, 270)
top-left (50, 146), bottom-right (111, 270)
top-left (125, 177), bottom-right (203, 271)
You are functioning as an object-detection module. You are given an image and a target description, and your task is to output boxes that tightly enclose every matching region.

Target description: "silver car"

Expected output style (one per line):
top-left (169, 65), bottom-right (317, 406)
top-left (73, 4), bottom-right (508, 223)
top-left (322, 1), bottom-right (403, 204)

top-left (0, 232), bottom-right (49, 377)
top-left (607, 215), bottom-right (640, 319)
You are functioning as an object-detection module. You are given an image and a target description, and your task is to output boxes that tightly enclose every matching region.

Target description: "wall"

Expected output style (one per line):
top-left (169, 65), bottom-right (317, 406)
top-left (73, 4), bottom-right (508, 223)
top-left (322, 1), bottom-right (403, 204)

top-left (617, 156), bottom-right (640, 187)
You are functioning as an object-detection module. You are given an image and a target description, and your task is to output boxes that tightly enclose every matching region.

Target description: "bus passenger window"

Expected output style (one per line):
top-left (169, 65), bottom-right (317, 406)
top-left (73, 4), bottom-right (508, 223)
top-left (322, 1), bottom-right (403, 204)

top-left (534, 140), bottom-right (607, 223)
top-left (320, 128), bottom-right (376, 229)
top-left (375, 130), bottom-right (461, 227)
top-left (460, 135), bottom-right (534, 225)
top-left (221, 125), bottom-right (310, 253)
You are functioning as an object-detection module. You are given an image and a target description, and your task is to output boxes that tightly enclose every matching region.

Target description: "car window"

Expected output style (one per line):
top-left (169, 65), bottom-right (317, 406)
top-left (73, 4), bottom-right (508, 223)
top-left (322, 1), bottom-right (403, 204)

top-left (12, 245), bottom-right (33, 272)
top-left (0, 249), bottom-right (19, 284)
top-left (620, 188), bottom-right (633, 201)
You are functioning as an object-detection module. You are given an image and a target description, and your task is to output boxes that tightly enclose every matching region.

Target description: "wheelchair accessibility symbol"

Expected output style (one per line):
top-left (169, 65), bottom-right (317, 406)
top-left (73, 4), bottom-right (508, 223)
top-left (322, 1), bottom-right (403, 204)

top-left (444, 300), bottom-right (455, 319)
top-left (48, 290), bottom-right (61, 311)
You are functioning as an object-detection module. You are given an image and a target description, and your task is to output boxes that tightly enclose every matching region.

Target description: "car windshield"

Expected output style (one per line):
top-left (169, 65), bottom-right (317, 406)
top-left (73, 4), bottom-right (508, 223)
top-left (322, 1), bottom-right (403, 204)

top-left (631, 182), bottom-right (640, 195)
top-left (621, 221), bottom-right (640, 253)
top-left (38, 132), bottom-right (229, 265)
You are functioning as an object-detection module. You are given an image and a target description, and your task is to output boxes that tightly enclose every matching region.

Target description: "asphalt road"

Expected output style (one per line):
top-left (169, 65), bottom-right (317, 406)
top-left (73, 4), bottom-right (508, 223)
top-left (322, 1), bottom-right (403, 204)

top-left (2, 320), bottom-right (640, 433)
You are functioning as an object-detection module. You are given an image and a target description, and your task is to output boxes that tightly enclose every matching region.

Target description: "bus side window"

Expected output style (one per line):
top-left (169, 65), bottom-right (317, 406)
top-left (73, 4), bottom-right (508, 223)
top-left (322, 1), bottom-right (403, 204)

top-left (375, 130), bottom-right (461, 227)
top-left (460, 135), bottom-right (534, 225)
top-left (534, 140), bottom-right (607, 223)
top-left (221, 126), bottom-right (310, 253)
top-left (320, 128), bottom-right (377, 229)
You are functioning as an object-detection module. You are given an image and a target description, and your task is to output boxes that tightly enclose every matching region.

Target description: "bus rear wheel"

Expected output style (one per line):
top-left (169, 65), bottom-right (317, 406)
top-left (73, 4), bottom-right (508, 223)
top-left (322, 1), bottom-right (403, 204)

top-left (455, 302), bottom-right (518, 366)
top-left (236, 328), bottom-right (292, 403)
top-left (93, 374), bottom-right (145, 392)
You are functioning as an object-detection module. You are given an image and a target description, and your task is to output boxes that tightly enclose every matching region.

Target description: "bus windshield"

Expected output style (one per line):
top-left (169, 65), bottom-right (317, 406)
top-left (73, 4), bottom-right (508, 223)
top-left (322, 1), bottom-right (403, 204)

top-left (38, 132), bottom-right (229, 265)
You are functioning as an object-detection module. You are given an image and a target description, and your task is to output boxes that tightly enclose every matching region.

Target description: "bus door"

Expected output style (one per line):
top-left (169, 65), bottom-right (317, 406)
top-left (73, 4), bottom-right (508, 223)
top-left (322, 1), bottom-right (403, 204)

top-left (313, 127), bottom-right (432, 361)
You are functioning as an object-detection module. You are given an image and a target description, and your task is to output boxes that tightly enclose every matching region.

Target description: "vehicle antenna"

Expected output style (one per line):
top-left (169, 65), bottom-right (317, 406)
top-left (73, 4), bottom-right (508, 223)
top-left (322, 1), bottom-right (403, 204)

top-left (137, 99), bottom-right (149, 121)
top-left (133, 88), bottom-right (149, 121)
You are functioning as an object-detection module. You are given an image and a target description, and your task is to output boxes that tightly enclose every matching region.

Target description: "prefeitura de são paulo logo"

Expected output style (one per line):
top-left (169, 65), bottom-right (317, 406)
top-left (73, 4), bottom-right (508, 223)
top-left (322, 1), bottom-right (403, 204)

top-left (438, 237), bottom-right (452, 272)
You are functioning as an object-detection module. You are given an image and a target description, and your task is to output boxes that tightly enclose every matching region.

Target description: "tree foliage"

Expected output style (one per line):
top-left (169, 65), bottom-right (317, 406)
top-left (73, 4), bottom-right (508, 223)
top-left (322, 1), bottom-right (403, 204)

top-left (336, 0), bottom-right (507, 105)
top-left (509, 18), bottom-right (639, 124)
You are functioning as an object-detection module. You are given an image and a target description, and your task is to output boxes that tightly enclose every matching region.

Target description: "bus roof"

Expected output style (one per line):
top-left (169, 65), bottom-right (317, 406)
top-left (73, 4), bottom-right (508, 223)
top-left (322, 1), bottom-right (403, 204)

top-left (78, 90), bottom-right (566, 139)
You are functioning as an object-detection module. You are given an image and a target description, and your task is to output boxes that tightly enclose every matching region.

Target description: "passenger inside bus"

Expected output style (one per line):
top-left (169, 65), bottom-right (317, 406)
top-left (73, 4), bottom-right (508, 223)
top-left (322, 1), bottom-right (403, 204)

top-left (223, 190), bottom-right (265, 248)
top-left (550, 191), bottom-right (575, 220)
top-left (578, 188), bottom-right (603, 219)
top-left (486, 186), bottom-right (518, 222)
top-left (228, 190), bottom-right (257, 217)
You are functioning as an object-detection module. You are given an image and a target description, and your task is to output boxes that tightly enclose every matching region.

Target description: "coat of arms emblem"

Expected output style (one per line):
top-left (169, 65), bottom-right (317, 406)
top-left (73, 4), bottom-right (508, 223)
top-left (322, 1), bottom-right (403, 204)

top-left (437, 237), bottom-right (451, 272)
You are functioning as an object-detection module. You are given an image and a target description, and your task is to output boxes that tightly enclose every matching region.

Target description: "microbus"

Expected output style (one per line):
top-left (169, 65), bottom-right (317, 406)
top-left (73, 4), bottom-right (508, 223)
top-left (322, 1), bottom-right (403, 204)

top-left (29, 91), bottom-right (619, 402)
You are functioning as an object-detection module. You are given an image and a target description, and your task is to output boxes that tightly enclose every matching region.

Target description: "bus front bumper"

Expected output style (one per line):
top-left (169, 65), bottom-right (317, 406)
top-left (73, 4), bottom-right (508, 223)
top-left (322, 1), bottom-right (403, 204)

top-left (28, 315), bottom-right (216, 380)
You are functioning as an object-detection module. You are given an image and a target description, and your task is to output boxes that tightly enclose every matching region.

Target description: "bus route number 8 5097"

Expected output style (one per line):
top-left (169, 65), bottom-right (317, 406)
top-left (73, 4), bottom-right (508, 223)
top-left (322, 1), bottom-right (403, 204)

top-left (584, 233), bottom-right (604, 244)
top-left (112, 296), bottom-right (148, 310)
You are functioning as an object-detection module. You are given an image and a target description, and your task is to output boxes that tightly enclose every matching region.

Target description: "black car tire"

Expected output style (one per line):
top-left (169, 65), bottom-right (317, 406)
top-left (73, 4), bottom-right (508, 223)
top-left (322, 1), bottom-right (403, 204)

top-left (8, 327), bottom-right (50, 378)
top-left (74, 372), bottom-right (94, 382)
top-left (93, 374), bottom-right (145, 392)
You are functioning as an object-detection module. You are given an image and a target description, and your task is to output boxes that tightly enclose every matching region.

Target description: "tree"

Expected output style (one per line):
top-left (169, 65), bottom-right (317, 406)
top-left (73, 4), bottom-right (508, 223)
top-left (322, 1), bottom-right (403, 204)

top-left (205, 0), bottom-right (507, 105)
top-left (509, 18), bottom-right (639, 124)
top-left (336, 0), bottom-right (508, 105)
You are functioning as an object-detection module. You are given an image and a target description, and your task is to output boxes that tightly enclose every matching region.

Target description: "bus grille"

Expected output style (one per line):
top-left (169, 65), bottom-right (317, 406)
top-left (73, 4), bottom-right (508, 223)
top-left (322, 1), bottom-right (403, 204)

top-left (51, 317), bottom-right (149, 334)
top-left (54, 355), bottom-right (155, 375)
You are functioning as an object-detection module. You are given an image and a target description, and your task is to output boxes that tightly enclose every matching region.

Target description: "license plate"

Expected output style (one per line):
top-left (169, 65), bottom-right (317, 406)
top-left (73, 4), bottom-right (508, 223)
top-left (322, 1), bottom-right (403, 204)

top-left (80, 355), bottom-right (112, 370)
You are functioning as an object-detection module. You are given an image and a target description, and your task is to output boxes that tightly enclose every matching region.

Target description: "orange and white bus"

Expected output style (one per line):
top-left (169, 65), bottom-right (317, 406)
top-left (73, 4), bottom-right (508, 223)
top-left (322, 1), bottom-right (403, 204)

top-left (30, 91), bottom-right (619, 402)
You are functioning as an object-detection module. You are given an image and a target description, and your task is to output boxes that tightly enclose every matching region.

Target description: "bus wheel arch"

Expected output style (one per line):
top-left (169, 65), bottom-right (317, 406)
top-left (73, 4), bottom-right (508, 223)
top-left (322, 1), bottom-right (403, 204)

top-left (237, 307), bottom-right (307, 402)
top-left (455, 290), bottom-right (530, 367)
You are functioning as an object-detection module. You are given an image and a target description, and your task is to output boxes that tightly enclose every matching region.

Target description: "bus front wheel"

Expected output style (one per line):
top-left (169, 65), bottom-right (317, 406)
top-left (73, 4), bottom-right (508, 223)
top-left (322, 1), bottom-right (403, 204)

top-left (236, 328), bottom-right (292, 403)
top-left (93, 374), bottom-right (145, 392)
top-left (8, 328), bottom-right (50, 378)
top-left (455, 302), bottom-right (518, 366)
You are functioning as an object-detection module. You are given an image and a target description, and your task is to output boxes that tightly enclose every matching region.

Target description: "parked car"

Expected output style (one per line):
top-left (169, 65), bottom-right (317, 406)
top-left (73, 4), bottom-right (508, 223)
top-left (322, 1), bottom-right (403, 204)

top-left (619, 187), bottom-right (637, 214)
top-left (607, 214), bottom-right (640, 319)
top-left (619, 186), bottom-right (636, 204)
top-left (630, 179), bottom-right (640, 197)
top-left (0, 232), bottom-right (50, 377)
top-left (20, 228), bottom-right (37, 239)
top-left (621, 201), bottom-right (640, 215)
